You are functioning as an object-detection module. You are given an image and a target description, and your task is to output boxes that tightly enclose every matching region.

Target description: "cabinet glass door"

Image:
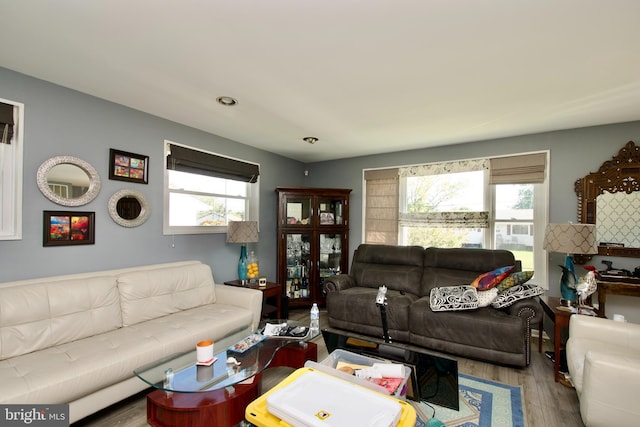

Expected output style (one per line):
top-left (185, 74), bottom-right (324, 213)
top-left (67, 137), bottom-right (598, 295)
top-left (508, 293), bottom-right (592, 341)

top-left (319, 233), bottom-right (344, 295)
top-left (318, 198), bottom-right (346, 225)
top-left (285, 233), bottom-right (312, 301)
top-left (285, 197), bottom-right (312, 225)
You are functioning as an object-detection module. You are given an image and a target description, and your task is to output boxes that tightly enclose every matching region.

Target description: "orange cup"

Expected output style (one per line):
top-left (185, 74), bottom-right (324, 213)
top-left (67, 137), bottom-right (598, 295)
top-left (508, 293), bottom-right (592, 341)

top-left (196, 340), bottom-right (214, 364)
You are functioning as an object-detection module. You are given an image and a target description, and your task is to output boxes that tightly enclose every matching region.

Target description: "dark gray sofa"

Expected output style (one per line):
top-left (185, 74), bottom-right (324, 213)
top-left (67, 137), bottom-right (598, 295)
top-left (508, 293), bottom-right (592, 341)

top-left (324, 244), bottom-right (542, 367)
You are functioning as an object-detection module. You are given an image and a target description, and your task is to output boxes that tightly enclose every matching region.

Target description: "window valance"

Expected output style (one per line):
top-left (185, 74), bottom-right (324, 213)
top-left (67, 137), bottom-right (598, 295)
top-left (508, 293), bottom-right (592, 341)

top-left (399, 159), bottom-right (488, 177)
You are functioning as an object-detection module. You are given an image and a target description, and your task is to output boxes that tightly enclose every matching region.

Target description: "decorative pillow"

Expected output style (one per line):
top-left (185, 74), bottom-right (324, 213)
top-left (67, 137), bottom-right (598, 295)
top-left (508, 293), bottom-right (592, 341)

top-left (491, 283), bottom-right (545, 308)
top-left (497, 271), bottom-right (535, 292)
top-left (476, 288), bottom-right (499, 307)
top-left (471, 266), bottom-right (515, 291)
top-left (430, 285), bottom-right (479, 312)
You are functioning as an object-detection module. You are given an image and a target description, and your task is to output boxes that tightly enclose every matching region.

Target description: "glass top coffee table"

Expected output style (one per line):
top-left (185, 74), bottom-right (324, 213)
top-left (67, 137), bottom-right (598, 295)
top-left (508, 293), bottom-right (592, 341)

top-left (134, 320), bottom-right (319, 393)
top-left (136, 320), bottom-right (320, 427)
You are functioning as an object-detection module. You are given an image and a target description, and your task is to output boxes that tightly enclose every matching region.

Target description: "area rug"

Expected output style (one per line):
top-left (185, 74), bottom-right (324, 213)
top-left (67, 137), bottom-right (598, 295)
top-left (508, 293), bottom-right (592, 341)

top-left (411, 373), bottom-right (525, 427)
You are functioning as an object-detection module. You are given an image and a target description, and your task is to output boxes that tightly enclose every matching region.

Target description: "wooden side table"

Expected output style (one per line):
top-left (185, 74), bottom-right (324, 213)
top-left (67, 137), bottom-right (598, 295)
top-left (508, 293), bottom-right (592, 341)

top-left (224, 280), bottom-right (282, 319)
top-left (597, 278), bottom-right (640, 318)
top-left (538, 296), bottom-right (572, 382)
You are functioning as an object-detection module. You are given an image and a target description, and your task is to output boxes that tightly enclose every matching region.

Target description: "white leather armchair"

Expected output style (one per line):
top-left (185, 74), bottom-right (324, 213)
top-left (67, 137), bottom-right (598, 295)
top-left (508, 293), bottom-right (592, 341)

top-left (566, 315), bottom-right (640, 427)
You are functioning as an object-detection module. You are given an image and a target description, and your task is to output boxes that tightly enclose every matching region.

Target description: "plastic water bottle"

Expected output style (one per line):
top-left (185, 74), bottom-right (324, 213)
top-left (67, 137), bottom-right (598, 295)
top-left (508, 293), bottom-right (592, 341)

top-left (310, 303), bottom-right (320, 334)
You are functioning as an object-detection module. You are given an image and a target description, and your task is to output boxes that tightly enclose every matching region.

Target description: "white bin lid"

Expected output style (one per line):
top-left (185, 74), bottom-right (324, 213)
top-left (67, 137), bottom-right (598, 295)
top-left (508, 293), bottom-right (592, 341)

top-left (266, 370), bottom-right (402, 427)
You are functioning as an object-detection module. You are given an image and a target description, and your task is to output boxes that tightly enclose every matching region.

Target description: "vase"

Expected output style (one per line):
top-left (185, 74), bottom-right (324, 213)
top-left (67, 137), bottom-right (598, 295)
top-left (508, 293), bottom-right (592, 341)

top-left (238, 244), bottom-right (248, 282)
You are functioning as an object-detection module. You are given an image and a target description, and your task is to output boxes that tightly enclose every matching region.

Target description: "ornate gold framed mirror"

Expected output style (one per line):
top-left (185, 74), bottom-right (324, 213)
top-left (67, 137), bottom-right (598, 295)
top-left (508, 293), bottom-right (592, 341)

top-left (36, 156), bottom-right (101, 206)
top-left (575, 141), bottom-right (640, 258)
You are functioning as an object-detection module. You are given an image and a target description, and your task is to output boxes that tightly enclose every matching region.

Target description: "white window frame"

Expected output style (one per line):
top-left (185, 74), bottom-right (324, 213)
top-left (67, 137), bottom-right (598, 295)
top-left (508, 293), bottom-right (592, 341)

top-left (163, 140), bottom-right (259, 235)
top-left (488, 151), bottom-right (549, 288)
top-left (375, 151), bottom-right (549, 288)
top-left (0, 98), bottom-right (23, 241)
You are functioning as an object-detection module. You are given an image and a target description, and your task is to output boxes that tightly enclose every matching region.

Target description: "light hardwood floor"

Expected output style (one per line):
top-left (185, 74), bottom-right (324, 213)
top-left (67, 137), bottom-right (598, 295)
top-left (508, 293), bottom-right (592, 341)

top-left (72, 308), bottom-right (584, 427)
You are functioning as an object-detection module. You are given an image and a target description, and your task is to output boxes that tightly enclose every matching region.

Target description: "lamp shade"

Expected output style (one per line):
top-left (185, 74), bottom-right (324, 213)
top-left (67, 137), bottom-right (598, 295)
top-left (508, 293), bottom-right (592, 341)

top-left (226, 221), bottom-right (259, 243)
top-left (543, 223), bottom-right (598, 255)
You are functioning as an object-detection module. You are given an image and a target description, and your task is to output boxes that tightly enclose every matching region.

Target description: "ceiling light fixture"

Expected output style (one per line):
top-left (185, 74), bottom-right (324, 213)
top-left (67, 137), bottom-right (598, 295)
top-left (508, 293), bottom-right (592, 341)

top-left (303, 137), bottom-right (318, 144)
top-left (216, 96), bottom-right (238, 106)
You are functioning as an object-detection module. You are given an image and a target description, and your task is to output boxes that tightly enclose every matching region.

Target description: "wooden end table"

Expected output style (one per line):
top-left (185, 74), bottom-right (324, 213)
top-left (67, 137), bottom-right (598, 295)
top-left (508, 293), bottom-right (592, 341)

top-left (538, 296), bottom-right (572, 382)
top-left (224, 280), bottom-right (282, 319)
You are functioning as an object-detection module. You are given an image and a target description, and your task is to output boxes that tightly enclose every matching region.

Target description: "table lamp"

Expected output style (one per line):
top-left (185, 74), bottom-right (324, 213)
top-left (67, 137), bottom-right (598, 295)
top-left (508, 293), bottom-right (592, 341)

top-left (226, 221), bottom-right (259, 284)
top-left (543, 223), bottom-right (598, 305)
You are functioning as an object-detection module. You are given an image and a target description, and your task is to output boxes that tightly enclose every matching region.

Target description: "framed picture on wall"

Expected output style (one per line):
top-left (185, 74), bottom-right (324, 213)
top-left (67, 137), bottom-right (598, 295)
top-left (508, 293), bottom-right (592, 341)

top-left (109, 149), bottom-right (149, 184)
top-left (43, 211), bottom-right (95, 246)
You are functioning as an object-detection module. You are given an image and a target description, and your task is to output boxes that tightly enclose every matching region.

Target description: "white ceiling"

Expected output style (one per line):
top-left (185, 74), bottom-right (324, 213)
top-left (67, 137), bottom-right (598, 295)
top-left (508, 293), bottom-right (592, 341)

top-left (2, 1), bottom-right (640, 163)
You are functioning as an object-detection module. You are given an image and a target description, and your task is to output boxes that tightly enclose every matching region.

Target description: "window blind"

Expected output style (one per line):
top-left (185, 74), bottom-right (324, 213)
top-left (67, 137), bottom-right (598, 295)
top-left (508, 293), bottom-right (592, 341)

top-left (167, 144), bottom-right (259, 183)
top-left (0, 102), bottom-right (14, 144)
top-left (364, 168), bottom-right (399, 245)
top-left (489, 153), bottom-right (546, 184)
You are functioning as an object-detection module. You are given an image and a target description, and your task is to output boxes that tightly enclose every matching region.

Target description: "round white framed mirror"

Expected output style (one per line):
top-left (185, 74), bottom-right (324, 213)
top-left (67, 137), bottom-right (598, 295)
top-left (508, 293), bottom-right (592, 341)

top-left (108, 189), bottom-right (151, 227)
top-left (36, 156), bottom-right (101, 206)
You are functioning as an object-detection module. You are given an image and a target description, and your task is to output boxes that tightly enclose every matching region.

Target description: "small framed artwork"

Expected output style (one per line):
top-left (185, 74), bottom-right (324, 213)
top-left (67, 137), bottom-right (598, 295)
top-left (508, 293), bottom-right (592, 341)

top-left (43, 211), bottom-right (95, 246)
top-left (109, 149), bottom-right (149, 184)
top-left (320, 212), bottom-right (335, 225)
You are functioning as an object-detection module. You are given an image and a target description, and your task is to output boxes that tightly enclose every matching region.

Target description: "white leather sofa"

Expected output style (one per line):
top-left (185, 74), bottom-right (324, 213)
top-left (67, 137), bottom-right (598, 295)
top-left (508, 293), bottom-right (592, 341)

top-left (0, 260), bottom-right (262, 423)
top-left (566, 315), bottom-right (640, 427)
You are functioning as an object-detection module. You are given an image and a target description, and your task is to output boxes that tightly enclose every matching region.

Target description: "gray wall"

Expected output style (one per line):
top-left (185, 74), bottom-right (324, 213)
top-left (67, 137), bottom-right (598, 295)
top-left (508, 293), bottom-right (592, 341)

top-left (305, 121), bottom-right (640, 322)
top-left (0, 67), bottom-right (305, 283)
top-left (3, 65), bottom-right (640, 322)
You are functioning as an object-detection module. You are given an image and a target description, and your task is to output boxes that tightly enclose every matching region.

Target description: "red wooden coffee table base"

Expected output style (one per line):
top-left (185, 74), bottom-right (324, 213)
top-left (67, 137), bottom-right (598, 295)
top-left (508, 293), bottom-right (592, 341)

top-left (146, 341), bottom-right (317, 427)
top-left (147, 377), bottom-right (260, 427)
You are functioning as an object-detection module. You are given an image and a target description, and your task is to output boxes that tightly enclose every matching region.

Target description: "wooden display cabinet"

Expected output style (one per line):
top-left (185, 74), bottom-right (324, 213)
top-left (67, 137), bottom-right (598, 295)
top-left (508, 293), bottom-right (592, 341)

top-left (276, 187), bottom-right (351, 308)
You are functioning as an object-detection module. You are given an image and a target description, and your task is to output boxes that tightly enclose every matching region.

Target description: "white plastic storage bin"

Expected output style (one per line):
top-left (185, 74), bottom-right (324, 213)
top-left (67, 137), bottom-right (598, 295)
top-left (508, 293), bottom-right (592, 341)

top-left (319, 349), bottom-right (411, 400)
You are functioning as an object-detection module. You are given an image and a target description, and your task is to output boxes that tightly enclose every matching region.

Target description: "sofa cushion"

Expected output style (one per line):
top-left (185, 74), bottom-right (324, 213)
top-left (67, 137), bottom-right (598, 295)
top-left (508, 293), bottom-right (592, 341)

top-left (477, 288), bottom-right (499, 307)
top-left (0, 276), bottom-right (122, 360)
top-left (117, 263), bottom-right (216, 326)
top-left (429, 285), bottom-right (479, 311)
top-left (326, 286), bottom-right (417, 334)
top-left (471, 265), bottom-right (514, 290)
top-left (496, 271), bottom-right (534, 292)
top-left (421, 247), bottom-right (516, 296)
top-left (350, 244), bottom-right (425, 294)
top-left (410, 297), bottom-right (526, 354)
top-left (0, 302), bottom-right (252, 405)
top-left (492, 283), bottom-right (544, 308)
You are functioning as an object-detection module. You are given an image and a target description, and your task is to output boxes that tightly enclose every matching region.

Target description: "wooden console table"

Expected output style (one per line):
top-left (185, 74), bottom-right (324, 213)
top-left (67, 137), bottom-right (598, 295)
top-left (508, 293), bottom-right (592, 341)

top-left (597, 277), bottom-right (640, 318)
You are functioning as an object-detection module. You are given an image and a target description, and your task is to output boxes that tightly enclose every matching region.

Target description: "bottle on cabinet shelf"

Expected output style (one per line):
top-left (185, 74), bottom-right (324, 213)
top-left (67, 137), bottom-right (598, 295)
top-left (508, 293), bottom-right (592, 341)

top-left (301, 276), bottom-right (309, 298)
top-left (310, 303), bottom-right (320, 333)
top-left (293, 278), bottom-right (301, 298)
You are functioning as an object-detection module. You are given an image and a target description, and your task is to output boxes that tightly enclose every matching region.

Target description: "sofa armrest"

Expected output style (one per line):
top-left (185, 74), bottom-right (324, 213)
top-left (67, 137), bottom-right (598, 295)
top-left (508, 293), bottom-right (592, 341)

top-left (323, 274), bottom-right (355, 293)
top-left (215, 284), bottom-right (263, 331)
top-left (580, 351), bottom-right (640, 427)
top-left (569, 314), bottom-right (640, 348)
top-left (505, 298), bottom-right (542, 325)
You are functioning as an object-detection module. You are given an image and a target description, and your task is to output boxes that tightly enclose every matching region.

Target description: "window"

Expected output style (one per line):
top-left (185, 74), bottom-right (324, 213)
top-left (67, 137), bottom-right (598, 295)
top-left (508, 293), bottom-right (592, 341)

top-left (163, 141), bottom-right (259, 235)
top-left (364, 152), bottom-right (548, 286)
top-left (398, 159), bottom-right (489, 248)
top-left (0, 98), bottom-right (23, 240)
top-left (493, 183), bottom-right (536, 271)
